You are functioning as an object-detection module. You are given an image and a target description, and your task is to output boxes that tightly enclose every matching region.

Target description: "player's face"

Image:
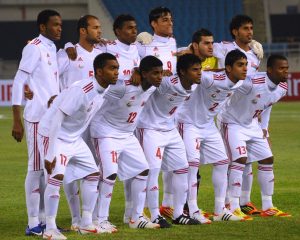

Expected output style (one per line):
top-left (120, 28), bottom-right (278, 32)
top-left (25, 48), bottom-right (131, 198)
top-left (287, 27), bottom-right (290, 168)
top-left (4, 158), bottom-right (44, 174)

top-left (196, 36), bottom-right (214, 58)
top-left (85, 18), bottom-right (102, 44)
top-left (234, 22), bottom-right (253, 44)
top-left (181, 63), bottom-right (202, 85)
top-left (116, 21), bottom-right (137, 45)
top-left (227, 58), bottom-right (248, 82)
top-left (99, 59), bottom-right (119, 85)
top-left (43, 15), bottom-right (62, 41)
top-left (143, 66), bottom-right (163, 87)
top-left (151, 13), bottom-right (173, 37)
top-left (267, 59), bottom-right (289, 84)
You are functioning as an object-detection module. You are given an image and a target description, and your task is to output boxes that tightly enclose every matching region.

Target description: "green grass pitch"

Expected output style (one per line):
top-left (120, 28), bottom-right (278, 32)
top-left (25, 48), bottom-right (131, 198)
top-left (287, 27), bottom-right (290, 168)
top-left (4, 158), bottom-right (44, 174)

top-left (0, 102), bottom-right (299, 239)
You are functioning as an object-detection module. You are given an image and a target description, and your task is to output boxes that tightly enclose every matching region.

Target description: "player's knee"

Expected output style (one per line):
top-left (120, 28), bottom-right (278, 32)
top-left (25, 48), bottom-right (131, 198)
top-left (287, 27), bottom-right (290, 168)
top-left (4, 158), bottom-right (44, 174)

top-left (234, 157), bottom-right (247, 164)
top-left (53, 174), bottom-right (64, 181)
top-left (258, 156), bottom-right (274, 164)
top-left (107, 173), bottom-right (117, 180)
top-left (139, 169), bottom-right (149, 176)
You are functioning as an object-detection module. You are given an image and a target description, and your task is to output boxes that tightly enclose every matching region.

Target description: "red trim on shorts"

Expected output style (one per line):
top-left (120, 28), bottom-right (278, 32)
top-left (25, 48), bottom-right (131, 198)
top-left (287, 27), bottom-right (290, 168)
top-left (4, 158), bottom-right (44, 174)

top-left (33, 123), bottom-right (41, 171)
top-left (178, 122), bottom-right (184, 138)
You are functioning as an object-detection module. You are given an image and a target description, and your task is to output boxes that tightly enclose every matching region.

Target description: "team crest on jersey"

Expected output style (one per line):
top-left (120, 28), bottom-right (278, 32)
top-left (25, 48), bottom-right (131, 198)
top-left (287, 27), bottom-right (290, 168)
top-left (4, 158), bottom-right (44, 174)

top-left (226, 92), bottom-right (232, 97)
top-left (46, 52), bottom-right (52, 65)
top-left (78, 57), bottom-right (83, 61)
top-left (252, 99), bottom-right (258, 104)
top-left (211, 93), bottom-right (217, 98)
top-left (87, 102), bottom-right (94, 112)
top-left (154, 52), bottom-right (160, 58)
top-left (78, 64), bottom-right (84, 69)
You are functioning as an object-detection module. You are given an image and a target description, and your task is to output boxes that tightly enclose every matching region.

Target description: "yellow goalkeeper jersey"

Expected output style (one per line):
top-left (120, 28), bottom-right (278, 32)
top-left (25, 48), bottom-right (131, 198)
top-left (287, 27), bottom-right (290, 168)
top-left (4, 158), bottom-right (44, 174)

top-left (201, 56), bottom-right (218, 70)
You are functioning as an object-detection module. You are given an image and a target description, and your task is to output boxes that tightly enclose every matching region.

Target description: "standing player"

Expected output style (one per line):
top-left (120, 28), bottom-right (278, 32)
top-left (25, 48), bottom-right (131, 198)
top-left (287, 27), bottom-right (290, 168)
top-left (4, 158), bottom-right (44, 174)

top-left (90, 56), bottom-right (164, 230)
top-left (38, 53), bottom-right (119, 239)
top-left (176, 50), bottom-right (247, 222)
top-left (213, 15), bottom-right (263, 214)
top-left (218, 55), bottom-right (291, 218)
top-left (56, 14), bottom-right (103, 231)
top-left (136, 7), bottom-right (178, 216)
top-left (136, 54), bottom-right (204, 226)
top-left (11, 9), bottom-right (62, 236)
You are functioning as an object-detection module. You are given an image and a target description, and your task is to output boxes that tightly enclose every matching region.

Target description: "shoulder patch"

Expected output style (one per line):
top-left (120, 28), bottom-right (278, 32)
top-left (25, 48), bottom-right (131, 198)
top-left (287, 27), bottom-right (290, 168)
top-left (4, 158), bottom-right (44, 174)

top-left (252, 77), bottom-right (265, 84)
top-left (279, 82), bottom-right (288, 90)
top-left (82, 82), bottom-right (94, 93)
top-left (213, 73), bottom-right (226, 80)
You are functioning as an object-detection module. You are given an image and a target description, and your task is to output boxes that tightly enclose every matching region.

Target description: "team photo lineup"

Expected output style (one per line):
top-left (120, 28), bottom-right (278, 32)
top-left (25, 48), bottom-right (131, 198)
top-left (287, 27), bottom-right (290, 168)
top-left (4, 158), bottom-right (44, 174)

top-left (10, 6), bottom-right (292, 240)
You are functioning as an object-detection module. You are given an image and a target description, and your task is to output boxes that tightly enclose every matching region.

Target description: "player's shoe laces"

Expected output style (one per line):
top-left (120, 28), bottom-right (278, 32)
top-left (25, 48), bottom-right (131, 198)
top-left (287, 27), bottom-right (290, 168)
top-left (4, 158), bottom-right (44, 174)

top-left (260, 207), bottom-right (291, 217)
top-left (172, 214), bottom-right (201, 225)
top-left (152, 215), bottom-right (172, 228)
top-left (98, 220), bottom-right (118, 233)
top-left (232, 208), bottom-right (253, 220)
top-left (240, 202), bottom-right (261, 215)
top-left (70, 223), bottom-right (79, 232)
top-left (191, 210), bottom-right (212, 224)
top-left (159, 206), bottom-right (174, 219)
top-left (213, 208), bottom-right (244, 221)
top-left (42, 229), bottom-right (67, 240)
top-left (25, 224), bottom-right (43, 236)
top-left (129, 216), bottom-right (160, 229)
top-left (78, 224), bottom-right (103, 235)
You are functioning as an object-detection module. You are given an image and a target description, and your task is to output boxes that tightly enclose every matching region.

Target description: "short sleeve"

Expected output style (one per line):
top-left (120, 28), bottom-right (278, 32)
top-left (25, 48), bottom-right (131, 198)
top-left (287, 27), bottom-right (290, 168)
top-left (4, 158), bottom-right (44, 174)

top-left (237, 76), bottom-right (253, 95)
top-left (136, 42), bottom-right (146, 58)
top-left (57, 49), bottom-right (70, 77)
top-left (201, 71), bottom-right (214, 89)
top-left (103, 80), bottom-right (126, 100)
top-left (157, 77), bottom-right (171, 94)
top-left (213, 42), bottom-right (226, 68)
top-left (18, 44), bottom-right (40, 74)
top-left (59, 86), bottom-right (85, 116)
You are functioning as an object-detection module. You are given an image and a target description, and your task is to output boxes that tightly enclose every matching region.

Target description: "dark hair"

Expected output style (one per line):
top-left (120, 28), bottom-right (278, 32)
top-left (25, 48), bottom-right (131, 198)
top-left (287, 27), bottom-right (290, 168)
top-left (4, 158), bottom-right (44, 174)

top-left (93, 53), bottom-right (117, 73)
top-left (149, 6), bottom-right (172, 25)
top-left (192, 28), bottom-right (213, 43)
top-left (77, 15), bottom-right (99, 35)
top-left (267, 54), bottom-right (288, 68)
top-left (113, 14), bottom-right (136, 36)
top-left (229, 15), bottom-right (253, 39)
top-left (176, 54), bottom-right (201, 78)
top-left (139, 55), bottom-right (163, 73)
top-left (37, 9), bottom-right (60, 32)
top-left (225, 49), bottom-right (247, 67)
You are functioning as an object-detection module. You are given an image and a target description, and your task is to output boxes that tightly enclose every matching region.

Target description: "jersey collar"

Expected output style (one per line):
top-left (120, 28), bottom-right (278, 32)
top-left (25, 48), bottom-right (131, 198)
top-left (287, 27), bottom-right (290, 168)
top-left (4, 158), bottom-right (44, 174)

top-left (38, 34), bottom-right (55, 48)
top-left (115, 39), bottom-right (131, 51)
top-left (153, 34), bottom-right (170, 43)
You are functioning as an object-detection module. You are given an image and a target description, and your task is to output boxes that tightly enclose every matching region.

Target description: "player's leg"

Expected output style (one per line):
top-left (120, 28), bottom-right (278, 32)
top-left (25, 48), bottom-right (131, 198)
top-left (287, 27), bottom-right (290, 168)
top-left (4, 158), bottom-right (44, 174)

top-left (25, 121), bottom-right (44, 235)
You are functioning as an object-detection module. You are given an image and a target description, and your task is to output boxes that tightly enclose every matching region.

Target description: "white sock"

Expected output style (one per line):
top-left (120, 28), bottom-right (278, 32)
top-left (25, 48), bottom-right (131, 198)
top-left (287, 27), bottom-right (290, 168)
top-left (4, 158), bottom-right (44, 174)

top-left (98, 178), bottom-right (115, 223)
top-left (146, 168), bottom-right (160, 221)
top-left (25, 170), bottom-right (43, 228)
top-left (228, 162), bottom-right (244, 211)
top-left (173, 168), bottom-right (188, 219)
top-left (212, 161), bottom-right (229, 214)
top-left (131, 175), bottom-right (147, 222)
top-left (258, 164), bottom-right (274, 210)
top-left (124, 179), bottom-right (133, 219)
top-left (162, 171), bottom-right (173, 207)
top-left (63, 180), bottom-right (81, 225)
top-left (187, 162), bottom-right (199, 215)
top-left (240, 163), bottom-right (253, 205)
top-left (80, 175), bottom-right (99, 227)
top-left (39, 171), bottom-right (46, 225)
top-left (45, 178), bottom-right (62, 230)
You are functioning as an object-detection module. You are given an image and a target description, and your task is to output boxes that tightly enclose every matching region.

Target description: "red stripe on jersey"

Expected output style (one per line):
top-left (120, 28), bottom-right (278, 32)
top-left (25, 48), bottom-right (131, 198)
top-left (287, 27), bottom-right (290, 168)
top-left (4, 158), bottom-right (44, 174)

top-left (279, 82), bottom-right (288, 90)
top-left (252, 77), bottom-right (265, 84)
top-left (83, 82), bottom-right (94, 93)
top-left (31, 39), bottom-right (41, 45)
top-left (213, 74), bottom-right (226, 80)
top-left (171, 77), bottom-right (179, 84)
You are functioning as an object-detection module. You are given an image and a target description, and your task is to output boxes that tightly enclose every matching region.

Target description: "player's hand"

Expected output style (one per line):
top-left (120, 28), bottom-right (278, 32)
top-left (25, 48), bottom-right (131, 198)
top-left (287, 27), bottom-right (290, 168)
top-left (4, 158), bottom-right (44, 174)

top-left (66, 47), bottom-right (77, 61)
top-left (130, 68), bottom-right (141, 86)
top-left (44, 158), bottom-right (56, 175)
top-left (12, 121), bottom-right (24, 142)
top-left (24, 85), bottom-right (33, 100)
top-left (163, 70), bottom-right (172, 76)
top-left (47, 95), bottom-right (58, 108)
top-left (136, 32), bottom-right (153, 45)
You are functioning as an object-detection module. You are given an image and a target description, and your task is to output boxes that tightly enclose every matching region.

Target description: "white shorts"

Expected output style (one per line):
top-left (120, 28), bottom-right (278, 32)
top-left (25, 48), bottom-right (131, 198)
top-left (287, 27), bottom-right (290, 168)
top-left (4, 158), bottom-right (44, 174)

top-left (219, 122), bottom-right (273, 163)
top-left (136, 128), bottom-right (188, 171)
top-left (178, 122), bottom-right (228, 165)
top-left (25, 120), bottom-right (42, 171)
top-left (38, 135), bottom-right (98, 184)
top-left (92, 135), bottom-right (149, 181)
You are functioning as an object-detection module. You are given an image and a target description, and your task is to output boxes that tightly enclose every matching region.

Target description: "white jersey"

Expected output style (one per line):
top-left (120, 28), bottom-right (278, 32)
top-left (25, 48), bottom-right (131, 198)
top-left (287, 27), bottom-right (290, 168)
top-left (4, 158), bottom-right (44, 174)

top-left (176, 71), bottom-right (242, 128)
top-left (137, 75), bottom-right (192, 131)
top-left (57, 43), bottom-right (103, 90)
top-left (218, 72), bottom-right (287, 127)
top-left (137, 34), bottom-right (177, 74)
top-left (90, 80), bottom-right (156, 138)
top-left (38, 78), bottom-right (105, 142)
top-left (14, 34), bottom-right (59, 122)
top-left (97, 40), bottom-right (140, 80)
top-left (213, 41), bottom-right (260, 74)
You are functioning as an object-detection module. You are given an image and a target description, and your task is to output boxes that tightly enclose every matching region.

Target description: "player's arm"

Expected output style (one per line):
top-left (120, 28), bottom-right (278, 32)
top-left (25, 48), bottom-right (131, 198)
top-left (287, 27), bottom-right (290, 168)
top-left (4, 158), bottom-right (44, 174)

top-left (104, 80), bottom-right (126, 100)
top-left (260, 106), bottom-right (272, 139)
